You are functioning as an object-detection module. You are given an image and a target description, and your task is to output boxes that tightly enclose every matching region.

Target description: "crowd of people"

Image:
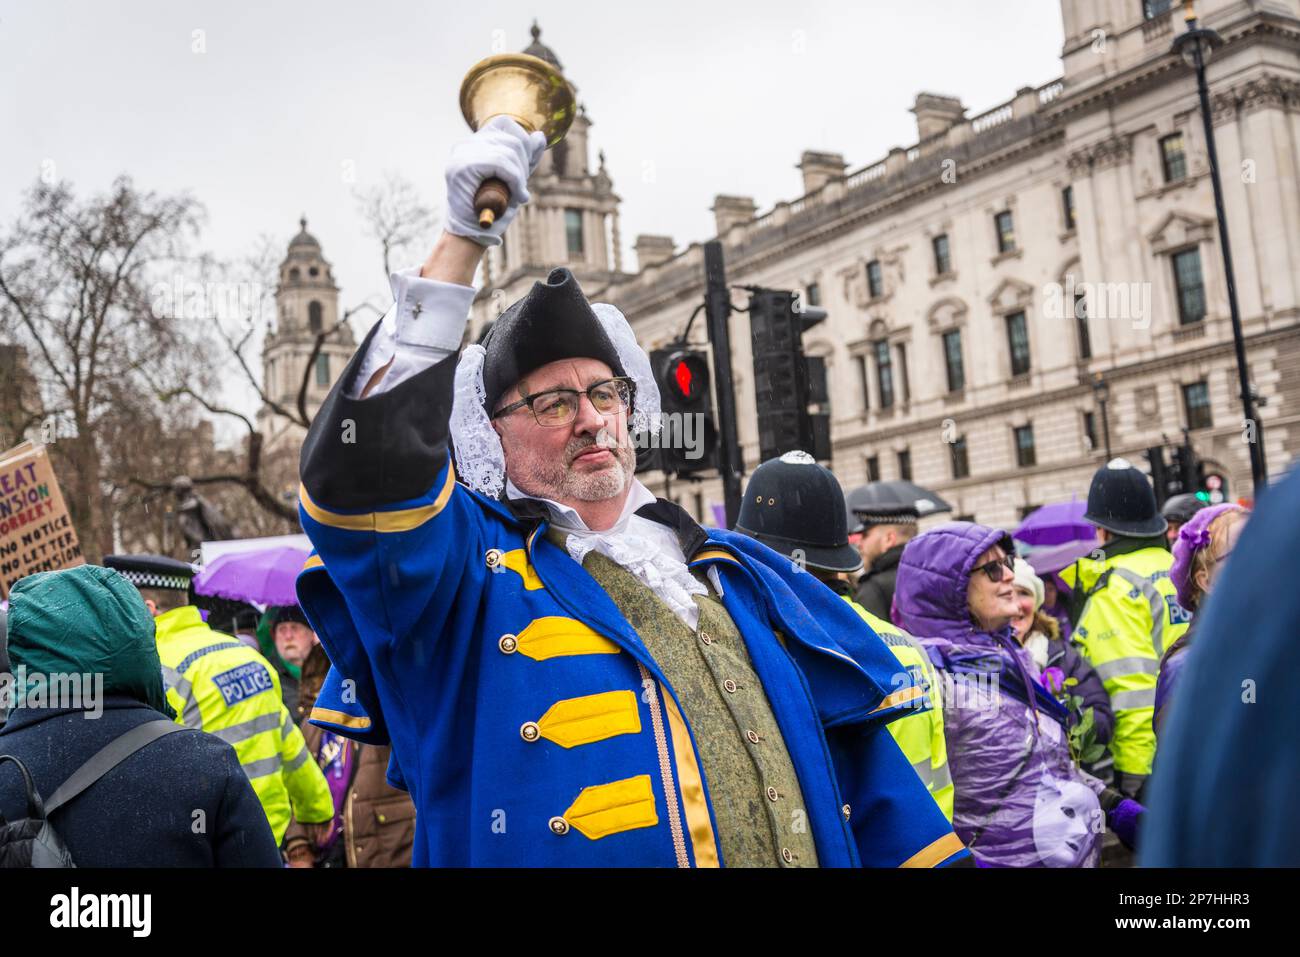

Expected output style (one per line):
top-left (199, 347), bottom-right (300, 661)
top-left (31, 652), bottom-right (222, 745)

top-left (0, 114), bottom-right (1289, 869)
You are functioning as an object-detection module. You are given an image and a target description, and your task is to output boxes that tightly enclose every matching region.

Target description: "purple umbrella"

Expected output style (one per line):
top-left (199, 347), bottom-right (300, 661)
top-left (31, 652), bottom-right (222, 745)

top-left (193, 545), bottom-right (310, 607)
top-left (1014, 500), bottom-right (1095, 546)
top-left (1025, 539), bottom-right (1097, 577)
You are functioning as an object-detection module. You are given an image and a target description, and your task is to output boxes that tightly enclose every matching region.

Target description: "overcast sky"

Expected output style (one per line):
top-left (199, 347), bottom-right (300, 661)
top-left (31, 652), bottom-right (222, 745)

top-left (2, 0), bottom-right (1064, 420)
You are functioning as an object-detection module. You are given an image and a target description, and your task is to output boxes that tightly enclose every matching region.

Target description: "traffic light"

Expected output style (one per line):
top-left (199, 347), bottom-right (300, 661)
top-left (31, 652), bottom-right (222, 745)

top-left (641, 345), bottom-right (718, 476)
top-left (749, 289), bottom-right (832, 462)
top-left (1169, 443), bottom-right (1197, 501)
top-left (1144, 447), bottom-right (1169, 508)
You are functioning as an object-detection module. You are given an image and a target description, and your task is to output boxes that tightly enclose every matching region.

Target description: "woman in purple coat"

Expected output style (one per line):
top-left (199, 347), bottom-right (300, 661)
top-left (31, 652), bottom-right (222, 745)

top-left (894, 522), bottom-right (1141, 867)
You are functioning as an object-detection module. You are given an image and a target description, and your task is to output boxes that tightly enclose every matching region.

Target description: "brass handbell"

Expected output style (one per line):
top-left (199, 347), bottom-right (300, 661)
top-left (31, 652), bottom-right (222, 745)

top-left (459, 53), bottom-right (577, 228)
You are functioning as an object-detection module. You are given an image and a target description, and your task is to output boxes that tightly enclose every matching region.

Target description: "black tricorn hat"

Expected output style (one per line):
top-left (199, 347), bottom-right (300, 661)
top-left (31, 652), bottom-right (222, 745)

top-left (735, 452), bottom-right (863, 574)
top-left (481, 268), bottom-right (626, 414)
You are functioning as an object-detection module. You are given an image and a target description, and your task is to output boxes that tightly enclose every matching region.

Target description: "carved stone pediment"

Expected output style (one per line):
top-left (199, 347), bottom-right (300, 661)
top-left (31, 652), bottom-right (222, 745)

top-left (926, 296), bottom-right (969, 331)
top-left (987, 277), bottom-right (1035, 314)
top-left (1148, 210), bottom-right (1214, 255)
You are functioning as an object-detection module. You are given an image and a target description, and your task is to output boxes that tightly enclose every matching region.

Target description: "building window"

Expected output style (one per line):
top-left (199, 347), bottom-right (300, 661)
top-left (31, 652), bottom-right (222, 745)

top-left (1183, 381), bottom-right (1212, 430)
top-left (856, 355), bottom-right (870, 411)
top-left (289, 267), bottom-right (300, 281)
top-left (866, 455), bottom-right (881, 482)
top-left (897, 448), bottom-right (912, 481)
top-left (896, 343), bottom-right (911, 404)
top-left (1013, 429), bottom-right (1034, 468)
top-left (565, 208), bottom-right (584, 256)
top-left (942, 330), bottom-right (965, 392)
top-left (308, 301), bottom-right (323, 334)
top-left (1006, 311), bottom-right (1031, 377)
top-left (1014, 425), bottom-right (1036, 467)
top-left (956, 513), bottom-right (976, 524)
top-left (874, 340), bottom-right (894, 409)
top-left (866, 260), bottom-right (884, 299)
top-left (932, 234), bottom-right (951, 275)
top-left (805, 282), bottom-right (821, 307)
top-left (1074, 292), bottom-right (1091, 359)
top-left (1160, 133), bottom-right (1187, 183)
top-left (315, 352), bottom-right (330, 387)
top-left (1172, 248), bottom-right (1206, 325)
top-left (1083, 410), bottom-right (1098, 450)
top-left (950, 437), bottom-right (970, 480)
top-left (995, 210), bottom-right (1016, 254)
top-left (1062, 186), bottom-right (1076, 232)
top-left (1144, 0), bottom-right (1173, 19)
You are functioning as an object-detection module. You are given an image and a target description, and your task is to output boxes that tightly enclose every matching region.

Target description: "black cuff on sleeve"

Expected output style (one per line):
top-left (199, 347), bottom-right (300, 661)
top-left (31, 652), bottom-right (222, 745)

top-left (299, 321), bottom-right (461, 511)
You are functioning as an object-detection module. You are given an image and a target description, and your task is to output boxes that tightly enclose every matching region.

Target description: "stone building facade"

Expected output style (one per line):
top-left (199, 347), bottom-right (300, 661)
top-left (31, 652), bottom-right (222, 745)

top-left (472, 4), bottom-right (1300, 529)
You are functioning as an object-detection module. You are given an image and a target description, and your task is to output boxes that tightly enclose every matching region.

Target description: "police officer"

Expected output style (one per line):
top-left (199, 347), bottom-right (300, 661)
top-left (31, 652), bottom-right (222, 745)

top-left (1059, 461), bottom-right (1190, 800)
top-left (104, 554), bottom-right (334, 846)
top-left (736, 452), bottom-right (954, 821)
top-left (1160, 492), bottom-right (1206, 548)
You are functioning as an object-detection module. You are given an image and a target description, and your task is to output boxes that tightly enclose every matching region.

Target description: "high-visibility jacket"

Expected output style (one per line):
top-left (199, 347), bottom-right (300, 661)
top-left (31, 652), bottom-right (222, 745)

top-left (1061, 546), bottom-right (1189, 776)
top-left (154, 606), bottom-right (333, 844)
top-left (843, 597), bottom-right (954, 822)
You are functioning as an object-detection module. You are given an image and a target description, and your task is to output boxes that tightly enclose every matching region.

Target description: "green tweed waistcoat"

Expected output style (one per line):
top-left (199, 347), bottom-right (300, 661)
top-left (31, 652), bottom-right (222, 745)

top-left (554, 530), bottom-right (819, 868)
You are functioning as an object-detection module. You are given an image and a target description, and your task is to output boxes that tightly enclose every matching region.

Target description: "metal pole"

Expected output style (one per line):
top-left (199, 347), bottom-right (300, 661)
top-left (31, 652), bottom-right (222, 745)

top-left (703, 241), bottom-right (743, 527)
top-left (1183, 22), bottom-right (1268, 494)
top-left (1101, 397), bottom-right (1112, 461)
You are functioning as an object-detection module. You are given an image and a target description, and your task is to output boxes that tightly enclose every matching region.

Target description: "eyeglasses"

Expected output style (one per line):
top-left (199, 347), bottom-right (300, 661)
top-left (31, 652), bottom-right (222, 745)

top-left (975, 554), bottom-right (1016, 583)
top-left (491, 377), bottom-right (635, 428)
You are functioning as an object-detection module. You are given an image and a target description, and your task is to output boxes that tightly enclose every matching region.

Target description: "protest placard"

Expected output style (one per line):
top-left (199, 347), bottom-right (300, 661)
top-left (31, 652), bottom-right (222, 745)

top-left (0, 441), bottom-right (85, 598)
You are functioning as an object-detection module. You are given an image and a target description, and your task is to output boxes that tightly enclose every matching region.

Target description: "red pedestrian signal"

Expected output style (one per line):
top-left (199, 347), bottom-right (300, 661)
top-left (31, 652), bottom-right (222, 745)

top-left (674, 359), bottom-right (693, 398)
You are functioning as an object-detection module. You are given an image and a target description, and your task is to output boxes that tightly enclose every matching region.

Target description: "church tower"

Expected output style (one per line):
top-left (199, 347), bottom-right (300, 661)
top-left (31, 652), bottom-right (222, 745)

top-left (258, 217), bottom-right (356, 458)
top-left (472, 22), bottom-right (628, 334)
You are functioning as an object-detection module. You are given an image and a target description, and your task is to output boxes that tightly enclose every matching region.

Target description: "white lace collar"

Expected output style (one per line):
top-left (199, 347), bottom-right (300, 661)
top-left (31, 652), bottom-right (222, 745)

top-left (506, 478), bottom-right (708, 628)
top-left (505, 477), bottom-right (655, 533)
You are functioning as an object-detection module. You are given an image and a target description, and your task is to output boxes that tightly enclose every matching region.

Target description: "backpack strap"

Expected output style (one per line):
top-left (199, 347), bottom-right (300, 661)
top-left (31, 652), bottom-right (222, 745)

top-left (0, 754), bottom-right (44, 824)
top-left (43, 720), bottom-right (186, 816)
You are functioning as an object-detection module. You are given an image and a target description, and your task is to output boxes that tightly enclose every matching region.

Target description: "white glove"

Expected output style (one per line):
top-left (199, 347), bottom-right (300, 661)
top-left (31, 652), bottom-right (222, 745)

top-left (444, 115), bottom-right (547, 247)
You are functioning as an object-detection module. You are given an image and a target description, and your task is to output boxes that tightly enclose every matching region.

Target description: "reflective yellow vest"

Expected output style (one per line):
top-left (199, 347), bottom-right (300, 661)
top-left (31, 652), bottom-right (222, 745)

top-left (1061, 546), bottom-right (1189, 776)
top-left (154, 606), bottom-right (334, 844)
top-left (843, 596), bottom-right (954, 822)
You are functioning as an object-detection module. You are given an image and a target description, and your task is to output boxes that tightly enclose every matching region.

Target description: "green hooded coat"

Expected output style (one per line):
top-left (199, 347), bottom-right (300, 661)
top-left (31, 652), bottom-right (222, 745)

top-left (6, 565), bottom-right (176, 719)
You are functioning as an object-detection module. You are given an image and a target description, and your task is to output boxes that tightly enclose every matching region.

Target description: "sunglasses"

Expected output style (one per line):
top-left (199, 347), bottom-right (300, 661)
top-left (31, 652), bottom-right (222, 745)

top-left (975, 554), bottom-right (1016, 583)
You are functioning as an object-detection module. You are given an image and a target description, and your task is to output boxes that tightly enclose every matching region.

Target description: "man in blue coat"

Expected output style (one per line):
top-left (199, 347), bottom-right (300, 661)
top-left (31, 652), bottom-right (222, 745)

top-left (296, 117), bottom-right (968, 868)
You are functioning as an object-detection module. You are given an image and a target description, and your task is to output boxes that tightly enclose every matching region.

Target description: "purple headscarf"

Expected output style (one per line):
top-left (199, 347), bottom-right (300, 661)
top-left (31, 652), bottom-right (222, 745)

top-left (1170, 503), bottom-right (1247, 610)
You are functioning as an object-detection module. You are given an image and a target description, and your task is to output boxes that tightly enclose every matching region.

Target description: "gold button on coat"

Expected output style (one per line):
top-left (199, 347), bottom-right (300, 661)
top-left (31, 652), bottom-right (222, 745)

top-left (485, 548), bottom-right (503, 568)
top-left (723, 679), bottom-right (738, 694)
top-left (746, 729), bottom-right (760, 745)
top-left (781, 847), bottom-right (794, 863)
top-left (520, 721), bottom-right (540, 742)
top-left (842, 804), bottom-right (852, 820)
top-left (549, 816), bottom-right (570, 836)
top-left (766, 786), bottom-right (779, 802)
top-left (699, 631), bottom-right (712, 645)
top-left (498, 634), bottom-right (518, 654)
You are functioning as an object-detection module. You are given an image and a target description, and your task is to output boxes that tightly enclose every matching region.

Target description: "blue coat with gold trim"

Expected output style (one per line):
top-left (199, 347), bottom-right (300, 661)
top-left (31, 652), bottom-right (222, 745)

top-left (295, 327), bottom-right (968, 868)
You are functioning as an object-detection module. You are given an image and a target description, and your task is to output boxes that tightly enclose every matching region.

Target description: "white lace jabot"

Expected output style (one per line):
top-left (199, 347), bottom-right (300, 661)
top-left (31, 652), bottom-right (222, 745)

top-left (505, 478), bottom-right (709, 629)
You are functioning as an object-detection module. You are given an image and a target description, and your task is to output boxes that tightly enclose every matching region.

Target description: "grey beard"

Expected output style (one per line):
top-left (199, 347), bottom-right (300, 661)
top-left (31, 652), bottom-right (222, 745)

top-left (512, 433), bottom-right (634, 504)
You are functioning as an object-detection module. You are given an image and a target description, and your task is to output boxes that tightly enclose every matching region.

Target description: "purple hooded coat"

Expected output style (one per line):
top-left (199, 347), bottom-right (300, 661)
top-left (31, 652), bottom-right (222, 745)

top-left (894, 522), bottom-right (1104, 867)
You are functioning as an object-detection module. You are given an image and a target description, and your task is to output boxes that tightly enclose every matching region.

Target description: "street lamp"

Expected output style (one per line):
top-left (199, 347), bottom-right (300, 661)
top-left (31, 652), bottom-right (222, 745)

top-left (1171, 0), bottom-right (1268, 495)
top-left (1092, 373), bottom-right (1112, 460)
